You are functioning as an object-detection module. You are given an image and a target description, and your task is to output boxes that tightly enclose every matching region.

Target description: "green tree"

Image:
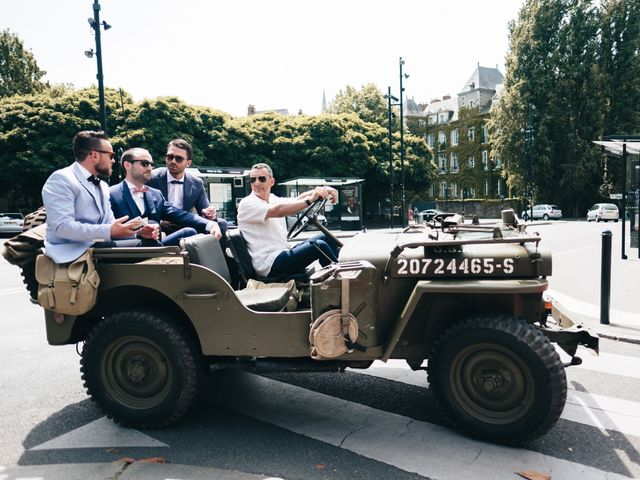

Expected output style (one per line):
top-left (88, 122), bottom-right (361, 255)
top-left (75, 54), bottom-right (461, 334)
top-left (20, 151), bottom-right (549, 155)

top-left (490, 0), bottom-right (604, 216)
top-left (0, 30), bottom-right (47, 98)
top-left (327, 84), bottom-right (387, 126)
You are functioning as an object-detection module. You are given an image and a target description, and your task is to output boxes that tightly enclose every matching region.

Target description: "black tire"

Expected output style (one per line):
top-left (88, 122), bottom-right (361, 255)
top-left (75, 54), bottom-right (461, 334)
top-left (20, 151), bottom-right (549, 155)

top-left (427, 315), bottom-right (566, 444)
top-left (542, 214), bottom-right (549, 220)
top-left (522, 213), bottom-right (529, 221)
top-left (81, 309), bottom-right (204, 428)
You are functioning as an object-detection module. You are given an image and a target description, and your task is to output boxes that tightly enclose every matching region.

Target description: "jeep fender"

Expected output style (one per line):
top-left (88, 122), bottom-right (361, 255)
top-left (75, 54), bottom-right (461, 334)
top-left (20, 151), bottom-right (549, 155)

top-left (381, 278), bottom-right (549, 361)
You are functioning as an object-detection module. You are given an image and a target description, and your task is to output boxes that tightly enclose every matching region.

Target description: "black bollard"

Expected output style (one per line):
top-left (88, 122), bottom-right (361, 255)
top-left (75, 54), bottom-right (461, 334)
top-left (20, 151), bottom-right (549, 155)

top-left (600, 230), bottom-right (612, 325)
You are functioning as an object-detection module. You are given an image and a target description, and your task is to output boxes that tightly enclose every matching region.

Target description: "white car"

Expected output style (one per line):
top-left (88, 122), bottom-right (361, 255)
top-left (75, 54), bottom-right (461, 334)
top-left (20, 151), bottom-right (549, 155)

top-left (587, 203), bottom-right (619, 222)
top-left (521, 204), bottom-right (562, 221)
top-left (0, 212), bottom-right (24, 234)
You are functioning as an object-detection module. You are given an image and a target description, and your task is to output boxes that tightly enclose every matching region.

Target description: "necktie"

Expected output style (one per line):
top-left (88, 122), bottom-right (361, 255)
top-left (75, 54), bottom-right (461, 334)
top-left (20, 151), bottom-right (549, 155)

top-left (132, 186), bottom-right (148, 193)
top-left (170, 180), bottom-right (183, 184)
top-left (87, 175), bottom-right (101, 186)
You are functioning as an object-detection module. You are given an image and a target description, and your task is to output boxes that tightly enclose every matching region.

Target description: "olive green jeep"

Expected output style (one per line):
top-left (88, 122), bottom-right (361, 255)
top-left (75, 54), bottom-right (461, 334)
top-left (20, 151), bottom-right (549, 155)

top-left (8, 206), bottom-right (598, 444)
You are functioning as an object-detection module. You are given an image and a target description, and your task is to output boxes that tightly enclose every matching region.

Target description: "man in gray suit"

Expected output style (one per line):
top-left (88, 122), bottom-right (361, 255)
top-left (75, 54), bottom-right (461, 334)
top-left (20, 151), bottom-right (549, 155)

top-left (147, 138), bottom-right (227, 247)
top-left (41, 131), bottom-right (150, 263)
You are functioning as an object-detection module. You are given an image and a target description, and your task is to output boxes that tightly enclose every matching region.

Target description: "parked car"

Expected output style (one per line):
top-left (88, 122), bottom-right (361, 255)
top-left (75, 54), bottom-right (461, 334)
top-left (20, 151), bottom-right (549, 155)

top-left (0, 213), bottom-right (24, 234)
top-left (521, 204), bottom-right (562, 221)
top-left (418, 209), bottom-right (445, 222)
top-left (587, 203), bottom-right (619, 222)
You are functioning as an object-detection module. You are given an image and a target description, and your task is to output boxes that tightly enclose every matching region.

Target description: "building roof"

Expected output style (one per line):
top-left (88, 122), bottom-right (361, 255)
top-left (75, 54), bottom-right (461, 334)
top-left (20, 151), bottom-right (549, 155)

top-left (458, 65), bottom-right (504, 94)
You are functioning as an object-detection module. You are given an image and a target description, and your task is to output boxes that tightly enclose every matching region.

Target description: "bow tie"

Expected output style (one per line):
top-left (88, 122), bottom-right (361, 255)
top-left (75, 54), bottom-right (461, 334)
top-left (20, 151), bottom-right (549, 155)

top-left (170, 180), bottom-right (183, 184)
top-left (132, 186), bottom-right (148, 193)
top-left (87, 175), bottom-right (102, 186)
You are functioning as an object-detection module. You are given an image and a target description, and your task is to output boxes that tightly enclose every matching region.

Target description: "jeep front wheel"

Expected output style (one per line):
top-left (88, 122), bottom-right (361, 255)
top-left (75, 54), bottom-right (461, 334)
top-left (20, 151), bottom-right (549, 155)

top-left (81, 309), bottom-right (204, 428)
top-left (428, 315), bottom-right (566, 444)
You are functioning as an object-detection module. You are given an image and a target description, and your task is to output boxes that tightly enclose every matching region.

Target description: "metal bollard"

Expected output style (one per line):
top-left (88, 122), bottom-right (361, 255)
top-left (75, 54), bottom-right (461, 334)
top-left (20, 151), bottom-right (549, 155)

top-left (600, 230), bottom-right (612, 325)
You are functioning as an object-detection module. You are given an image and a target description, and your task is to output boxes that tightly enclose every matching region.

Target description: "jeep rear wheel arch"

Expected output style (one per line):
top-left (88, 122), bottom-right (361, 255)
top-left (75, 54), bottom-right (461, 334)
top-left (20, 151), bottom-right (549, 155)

top-left (80, 309), bottom-right (205, 428)
top-left (427, 314), bottom-right (566, 444)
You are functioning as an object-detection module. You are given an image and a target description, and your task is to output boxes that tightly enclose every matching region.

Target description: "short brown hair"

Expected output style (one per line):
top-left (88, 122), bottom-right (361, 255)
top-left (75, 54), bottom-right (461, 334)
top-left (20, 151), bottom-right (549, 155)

top-left (73, 130), bottom-right (108, 161)
top-left (167, 138), bottom-right (193, 160)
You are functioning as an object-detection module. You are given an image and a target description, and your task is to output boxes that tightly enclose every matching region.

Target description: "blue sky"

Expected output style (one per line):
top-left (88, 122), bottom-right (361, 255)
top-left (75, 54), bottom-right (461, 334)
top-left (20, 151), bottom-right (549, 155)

top-left (4, 0), bottom-right (524, 117)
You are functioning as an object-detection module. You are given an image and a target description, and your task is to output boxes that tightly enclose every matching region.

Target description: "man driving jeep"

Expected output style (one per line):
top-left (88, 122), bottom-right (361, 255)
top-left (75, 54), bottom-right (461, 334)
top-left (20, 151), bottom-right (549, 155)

top-left (237, 163), bottom-right (340, 278)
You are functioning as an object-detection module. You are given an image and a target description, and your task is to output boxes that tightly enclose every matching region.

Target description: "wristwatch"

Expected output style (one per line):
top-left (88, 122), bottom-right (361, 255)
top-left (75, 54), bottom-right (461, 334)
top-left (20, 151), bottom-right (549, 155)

top-left (305, 198), bottom-right (312, 206)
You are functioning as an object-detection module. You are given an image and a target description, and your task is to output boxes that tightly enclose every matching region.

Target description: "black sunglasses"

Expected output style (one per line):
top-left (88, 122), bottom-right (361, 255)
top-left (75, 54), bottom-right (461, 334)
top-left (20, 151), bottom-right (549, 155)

top-left (249, 175), bottom-right (268, 184)
top-left (95, 149), bottom-right (115, 159)
top-left (166, 153), bottom-right (187, 163)
top-left (128, 159), bottom-right (154, 168)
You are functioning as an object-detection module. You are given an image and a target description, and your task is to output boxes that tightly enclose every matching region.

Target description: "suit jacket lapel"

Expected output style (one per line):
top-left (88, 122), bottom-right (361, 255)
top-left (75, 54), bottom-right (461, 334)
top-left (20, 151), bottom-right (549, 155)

top-left (158, 171), bottom-right (169, 198)
top-left (183, 175), bottom-right (193, 210)
top-left (121, 182), bottom-right (142, 216)
top-left (73, 163), bottom-right (104, 215)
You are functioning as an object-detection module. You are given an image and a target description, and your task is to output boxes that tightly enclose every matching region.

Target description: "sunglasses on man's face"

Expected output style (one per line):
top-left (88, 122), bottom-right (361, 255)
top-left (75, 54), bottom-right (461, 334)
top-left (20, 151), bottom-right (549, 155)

top-left (165, 153), bottom-right (187, 163)
top-left (128, 159), bottom-right (154, 168)
top-left (95, 149), bottom-right (115, 159)
top-left (249, 175), bottom-right (269, 184)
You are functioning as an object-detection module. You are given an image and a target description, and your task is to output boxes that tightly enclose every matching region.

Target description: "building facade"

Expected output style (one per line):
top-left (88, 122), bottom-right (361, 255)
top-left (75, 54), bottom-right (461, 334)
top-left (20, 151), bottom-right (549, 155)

top-left (406, 64), bottom-right (506, 202)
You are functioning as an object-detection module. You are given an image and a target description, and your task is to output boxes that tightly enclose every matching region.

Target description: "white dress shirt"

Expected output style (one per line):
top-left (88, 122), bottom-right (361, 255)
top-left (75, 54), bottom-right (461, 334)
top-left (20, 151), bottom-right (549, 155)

top-left (166, 172), bottom-right (184, 209)
top-left (125, 180), bottom-right (145, 216)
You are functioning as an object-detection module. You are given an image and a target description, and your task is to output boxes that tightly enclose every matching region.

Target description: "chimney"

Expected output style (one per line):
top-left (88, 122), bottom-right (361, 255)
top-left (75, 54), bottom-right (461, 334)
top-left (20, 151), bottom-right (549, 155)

top-left (247, 104), bottom-right (256, 115)
top-left (443, 95), bottom-right (451, 100)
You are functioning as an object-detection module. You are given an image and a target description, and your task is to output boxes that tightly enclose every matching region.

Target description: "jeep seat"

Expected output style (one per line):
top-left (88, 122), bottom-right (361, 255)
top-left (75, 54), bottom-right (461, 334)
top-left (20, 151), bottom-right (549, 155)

top-left (226, 228), bottom-right (310, 286)
top-left (179, 234), bottom-right (296, 312)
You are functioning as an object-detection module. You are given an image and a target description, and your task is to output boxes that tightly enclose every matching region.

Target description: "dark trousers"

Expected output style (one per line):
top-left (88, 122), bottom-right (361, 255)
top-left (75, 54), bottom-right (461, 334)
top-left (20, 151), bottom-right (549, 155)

top-left (269, 233), bottom-right (340, 277)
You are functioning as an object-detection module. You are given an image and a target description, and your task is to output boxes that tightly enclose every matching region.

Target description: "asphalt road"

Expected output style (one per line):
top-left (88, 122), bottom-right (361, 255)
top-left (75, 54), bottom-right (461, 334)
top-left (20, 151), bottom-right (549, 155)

top-left (1, 221), bottom-right (639, 479)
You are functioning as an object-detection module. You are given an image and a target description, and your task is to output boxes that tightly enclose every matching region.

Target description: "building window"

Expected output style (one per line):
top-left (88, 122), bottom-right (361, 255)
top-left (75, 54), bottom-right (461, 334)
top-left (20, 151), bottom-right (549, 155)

top-left (468, 127), bottom-right (475, 141)
top-left (440, 181), bottom-right (447, 197)
top-left (469, 187), bottom-right (476, 198)
top-left (450, 183), bottom-right (458, 197)
top-left (438, 152), bottom-right (447, 173)
top-left (427, 133), bottom-right (435, 148)
top-left (468, 156), bottom-right (475, 168)
top-left (482, 125), bottom-right (489, 143)
top-left (429, 115), bottom-right (437, 125)
top-left (450, 153), bottom-right (459, 173)
top-left (450, 129), bottom-right (458, 146)
top-left (497, 180), bottom-right (502, 196)
top-left (429, 184), bottom-right (435, 197)
top-left (438, 130), bottom-right (446, 151)
top-left (494, 155), bottom-right (502, 169)
top-left (418, 119), bottom-right (426, 127)
top-left (438, 112), bottom-right (448, 123)
top-left (469, 100), bottom-right (475, 108)
top-left (484, 180), bottom-right (489, 196)
top-left (482, 150), bottom-right (488, 171)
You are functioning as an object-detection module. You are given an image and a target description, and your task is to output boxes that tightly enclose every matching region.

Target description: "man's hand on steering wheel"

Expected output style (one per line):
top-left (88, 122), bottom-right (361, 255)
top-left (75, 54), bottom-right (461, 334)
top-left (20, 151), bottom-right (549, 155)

top-left (287, 186), bottom-right (338, 240)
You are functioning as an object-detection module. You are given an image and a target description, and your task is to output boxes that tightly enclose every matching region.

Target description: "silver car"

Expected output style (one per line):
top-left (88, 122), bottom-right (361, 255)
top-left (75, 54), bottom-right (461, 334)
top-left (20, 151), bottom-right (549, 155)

top-left (521, 204), bottom-right (562, 221)
top-left (587, 203), bottom-right (619, 222)
top-left (0, 213), bottom-right (24, 234)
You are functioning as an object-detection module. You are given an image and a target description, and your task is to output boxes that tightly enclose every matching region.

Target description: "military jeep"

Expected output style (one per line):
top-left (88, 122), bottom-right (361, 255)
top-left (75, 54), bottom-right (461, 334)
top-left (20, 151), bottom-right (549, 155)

top-left (23, 207), bottom-right (598, 444)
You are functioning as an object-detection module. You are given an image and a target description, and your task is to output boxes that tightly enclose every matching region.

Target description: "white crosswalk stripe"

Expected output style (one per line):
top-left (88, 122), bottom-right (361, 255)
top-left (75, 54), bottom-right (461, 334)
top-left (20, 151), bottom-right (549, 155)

top-left (205, 370), bottom-right (630, 480)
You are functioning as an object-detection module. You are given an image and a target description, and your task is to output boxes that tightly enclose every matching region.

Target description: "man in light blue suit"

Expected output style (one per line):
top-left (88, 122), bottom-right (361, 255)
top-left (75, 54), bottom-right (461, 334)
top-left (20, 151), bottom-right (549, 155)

top-left (110, 148), bottom-right (220, 247)
top-left (147, 138), bottom-right (228, 248)
top-left (42, 131), bottom-right (143, 264)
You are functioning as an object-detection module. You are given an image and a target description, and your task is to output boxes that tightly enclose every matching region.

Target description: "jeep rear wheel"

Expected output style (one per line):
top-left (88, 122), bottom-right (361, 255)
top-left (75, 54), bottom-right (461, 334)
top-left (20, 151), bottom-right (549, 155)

top-left (81, 309), bottom-right (204, 428)
top-left (428, 315), bottom-right (566, 444)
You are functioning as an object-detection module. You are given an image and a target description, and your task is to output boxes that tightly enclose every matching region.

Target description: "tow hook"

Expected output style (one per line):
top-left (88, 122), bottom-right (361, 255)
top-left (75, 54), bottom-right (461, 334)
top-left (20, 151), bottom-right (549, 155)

top-left (565, 356), bottom-right (582, 367)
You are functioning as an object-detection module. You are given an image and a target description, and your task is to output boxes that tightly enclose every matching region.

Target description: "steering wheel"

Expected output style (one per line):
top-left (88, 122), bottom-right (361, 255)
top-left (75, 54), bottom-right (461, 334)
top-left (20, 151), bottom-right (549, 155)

top-left (287, 198), bottom-right (327, 240)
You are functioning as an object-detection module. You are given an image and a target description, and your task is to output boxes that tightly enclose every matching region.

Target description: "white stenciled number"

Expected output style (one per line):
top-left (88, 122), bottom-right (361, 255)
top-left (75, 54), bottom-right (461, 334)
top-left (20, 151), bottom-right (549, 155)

top-left (409, 259), bottom-right (420, 274)
top-left (397, 258), bottom-right (408, 274)
top-left (446, 259), bottom-right (457, 274)
top-left (503, 258), bottom-right (514, 274)
top-left (434, 259), bottom-right (445, 274)
top-left (483, 258), bottom-right (494, 274)
top-left (458, 258), bottom-right (469, 274)
top-left (421, 258), bottom-right (432, 273)
top-left (471, 258), bottom-right (482, 274)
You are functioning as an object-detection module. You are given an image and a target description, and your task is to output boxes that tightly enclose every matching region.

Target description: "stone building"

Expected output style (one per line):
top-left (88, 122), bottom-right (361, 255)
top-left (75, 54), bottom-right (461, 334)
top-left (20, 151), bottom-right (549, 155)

top-left (406, 64), bottom-right (505, 202)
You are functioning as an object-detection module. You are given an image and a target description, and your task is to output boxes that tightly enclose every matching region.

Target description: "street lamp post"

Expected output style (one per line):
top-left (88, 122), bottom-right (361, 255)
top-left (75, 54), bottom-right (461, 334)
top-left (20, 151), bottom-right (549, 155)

top-left (87, 0), bottom-right (111, 134)
top-left (523, 103), bottom-right (534, 220)
top-left (399, 57), bottom-right (409, 227)
top-left (384, 87), bottom-right (399, 229)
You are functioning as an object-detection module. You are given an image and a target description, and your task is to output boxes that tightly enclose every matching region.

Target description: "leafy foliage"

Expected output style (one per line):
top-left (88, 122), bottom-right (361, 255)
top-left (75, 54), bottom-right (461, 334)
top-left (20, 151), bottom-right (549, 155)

top-left (0, 30), bottom-right (47, 98)
top-left (327, 84), bottom-right (388, 126)
top-left (490, 0), bottom-right (640, 216)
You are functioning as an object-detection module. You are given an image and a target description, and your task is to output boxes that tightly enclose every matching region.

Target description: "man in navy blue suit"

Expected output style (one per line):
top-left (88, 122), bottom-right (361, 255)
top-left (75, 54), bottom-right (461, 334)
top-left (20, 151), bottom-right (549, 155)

top-left (110, 148), bottom-right (221, 247)
top-left (147, 138), bottom-right (227, 247)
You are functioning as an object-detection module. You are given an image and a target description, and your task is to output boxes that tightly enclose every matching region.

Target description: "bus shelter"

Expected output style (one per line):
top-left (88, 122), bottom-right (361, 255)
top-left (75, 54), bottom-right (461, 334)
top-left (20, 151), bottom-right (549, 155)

top-left (191, 166), bottom-right (251, 223)
top-left (593, 137), bottom-right (640, 259)
top-left (278, 177), bottom-right (364, 230)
